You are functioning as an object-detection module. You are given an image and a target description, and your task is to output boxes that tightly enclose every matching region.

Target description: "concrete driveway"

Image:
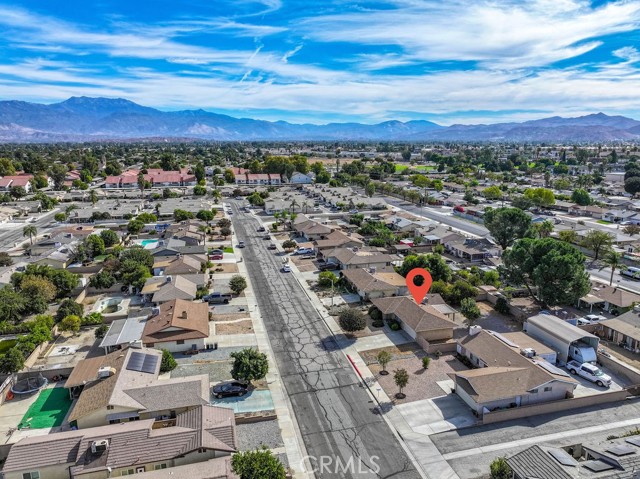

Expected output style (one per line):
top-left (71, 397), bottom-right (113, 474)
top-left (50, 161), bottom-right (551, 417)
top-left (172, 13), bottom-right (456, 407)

top-left (397, 393), bottom-right (477, 435)
top-left (569, 364), bottom-right (626, 397)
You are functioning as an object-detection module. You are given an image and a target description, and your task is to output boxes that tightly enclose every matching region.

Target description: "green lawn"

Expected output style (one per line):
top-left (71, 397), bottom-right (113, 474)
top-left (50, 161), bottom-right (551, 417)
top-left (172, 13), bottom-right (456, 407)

top-left (597, 220), bottom-right (612, 225)
top-left (395, 164), bottom-right (409, 173)
top-left (223, 247), bottom-right (234, 253)
top-left (394, 164), bottom-right (435, 173)
top-left (0, 339), bottom-right (16, 354)
top-left (19, 387), bottom-right (72, 430)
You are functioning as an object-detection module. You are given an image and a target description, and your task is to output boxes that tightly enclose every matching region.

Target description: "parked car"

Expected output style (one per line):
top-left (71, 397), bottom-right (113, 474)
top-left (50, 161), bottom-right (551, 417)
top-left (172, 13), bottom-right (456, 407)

top-left (282, 264), bottom-right (291, 272)
top-left (257, 226), bottom-right (266, 232)
top-left (204, 292), bottom-right (233, 304)
top-left (567, 360), bottom-right (612, 387)
top-left (349, 209), bottom-right (359, 214)
top-left (319, 262), bottom-right (339, 271)
top-left (212, 381), bottom-right (249, 398)
top-left (263, 234), bottom-right (270, 240)
top-left (209, 249), bottom-right (224, 260)
top-left (237, 241), bottom-right (245, 248)
top-left (584, 314), bottom-right (607, 322)
top-left (268, 243), bottom-right (277, 250)
top-left (295, 247), bottom-right (314, 255)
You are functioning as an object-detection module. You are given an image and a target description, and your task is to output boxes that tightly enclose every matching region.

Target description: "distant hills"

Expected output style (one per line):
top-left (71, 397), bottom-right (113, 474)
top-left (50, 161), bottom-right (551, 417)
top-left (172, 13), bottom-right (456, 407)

top-left (0, 97), bottom-right (639, 142)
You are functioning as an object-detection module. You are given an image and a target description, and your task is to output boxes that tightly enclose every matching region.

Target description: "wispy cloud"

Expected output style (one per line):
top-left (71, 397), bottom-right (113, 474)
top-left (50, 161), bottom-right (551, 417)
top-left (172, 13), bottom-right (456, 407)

top-left (281, 44), bottom-right (303, 63)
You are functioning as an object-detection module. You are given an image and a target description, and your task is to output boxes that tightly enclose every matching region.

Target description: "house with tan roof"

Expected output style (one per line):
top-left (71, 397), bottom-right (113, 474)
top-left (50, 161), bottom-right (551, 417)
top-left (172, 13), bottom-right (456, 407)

top-left (323, 247), bottom-right (400, 271)
top-left (65, 347), bottom-right (210, 429)
top-left (598, 308), bottom-right (640, 354)
top-left (152, 255), bottom-right (203, 276)
top-left (371, 296), bottom-right (460, 351)
top-left (342, 268), bottom-right (408, 300)
top-left (141, 275), bottom-right (200, 304)
top-left (314, 229), bottom-right (364, 251)
top-left (579, 283), bottom-right (640, 314)
top-left (142, 299), bottom-right (210, 352)
top-left (3, 404), bottom-right (235, 479)
top-left (452, 330), bottom-right (577, 416)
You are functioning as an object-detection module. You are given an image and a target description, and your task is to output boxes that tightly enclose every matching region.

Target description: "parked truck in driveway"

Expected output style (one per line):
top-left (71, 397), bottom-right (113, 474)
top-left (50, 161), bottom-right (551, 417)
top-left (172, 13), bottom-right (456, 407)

top-left (566, 360), bottom-right (612, 387)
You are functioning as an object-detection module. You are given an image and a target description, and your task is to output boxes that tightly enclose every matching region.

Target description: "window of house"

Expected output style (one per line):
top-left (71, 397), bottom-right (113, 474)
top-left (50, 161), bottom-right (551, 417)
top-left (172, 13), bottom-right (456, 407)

top-left (107, 405), bottom-right (114, 410)
top-left (177, 340), bottom-right (185, 345)
top-left (544, 386), bottom-right (552, 392)
top-left (109, 419), bottom-right (121, 424)
top-left (154, 464), bottom-right (167, 470)
top-left (121, 469), bottom-right (135, 476)
top-left (530, 388), bottom-right (538, 393)
top-left (22, 472), bottom-right (40, 479)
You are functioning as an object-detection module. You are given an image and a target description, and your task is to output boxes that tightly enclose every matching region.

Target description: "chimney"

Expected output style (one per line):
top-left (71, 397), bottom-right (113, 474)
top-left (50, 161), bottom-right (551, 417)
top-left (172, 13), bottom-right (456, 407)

top-left (182, 310), bottom-right (188, 319)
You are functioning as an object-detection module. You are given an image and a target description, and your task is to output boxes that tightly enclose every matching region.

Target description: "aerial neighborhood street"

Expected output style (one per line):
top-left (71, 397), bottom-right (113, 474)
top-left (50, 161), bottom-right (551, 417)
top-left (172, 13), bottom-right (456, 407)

top-left (2, 138), bottom-right (640, 479)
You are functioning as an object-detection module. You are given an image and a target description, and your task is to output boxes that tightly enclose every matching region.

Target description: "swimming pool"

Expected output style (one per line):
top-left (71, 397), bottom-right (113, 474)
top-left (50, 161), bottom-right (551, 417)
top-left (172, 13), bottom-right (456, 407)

top-left (210, 389), bottom-right (274, 413)
top-left (140, 239), bottom-right (159, 248)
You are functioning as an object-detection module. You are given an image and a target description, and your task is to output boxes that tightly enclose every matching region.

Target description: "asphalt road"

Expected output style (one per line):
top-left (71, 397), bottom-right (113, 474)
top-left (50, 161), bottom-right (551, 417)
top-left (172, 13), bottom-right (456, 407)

top-left (0, 209), bottom-right (59, 252)
top-left (381, 196), bottom-right (489, 237)
top-left (230, 202), bottom-right (421, 479)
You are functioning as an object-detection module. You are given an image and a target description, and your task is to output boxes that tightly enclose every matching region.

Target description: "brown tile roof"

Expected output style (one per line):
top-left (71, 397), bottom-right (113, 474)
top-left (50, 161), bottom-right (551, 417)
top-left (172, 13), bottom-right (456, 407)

top-left (371, 296), bottom-right (457, 333)
top-left (453, 367), bottom-right (533, 403)
top-left (4, 406), bottom-right (236, 475)
top-left (586, 284), bottom-right (640, 308)
top-left (142, 299), bottom-right (209, 344)
top-left (342, 268), bottom-right (404, 293)
top-left (326, 247), bottom-right (399, 266)
top-left (130, 456), bottom-right (237, 479)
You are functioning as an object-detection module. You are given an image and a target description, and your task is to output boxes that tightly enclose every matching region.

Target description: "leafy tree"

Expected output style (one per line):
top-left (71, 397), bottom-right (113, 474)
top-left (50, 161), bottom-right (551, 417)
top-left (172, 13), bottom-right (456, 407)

top-left (230, 348), bottom-right (269, 382)
top-left (127, 219), bottom-right (145, 235)
top-left (495, 297), bottom-right (510, 315)
top-left (501, 238), bottom-right (590, 306)
top-left (196, 209), bottom-right (215, 225)
top-left (0, 252), bottom-right (13, 267)
top-left (224, 169), bottom-right (235, 183)
top-left (531, 220), bottom-right (554, 238)
top-left (599, 250), bottom-right (626, 286)
top-left (10, 186), bottom-right (26, 199)
top-left (377, 350), bottom-right (391, 374)
top-left (430, 279), bottom-right (478, 305)
top-left (394, 368), bottom-right (409, 397)
top-left (558, 229), bottom-right (578, 243)
top-left (82, 312), bottom-right (103, 325)
top-left (22, 225), bottom-right (37, 245)
top-left (56, 299), bottom-right (84, 322)
top-left (217, 218), bottom-right (231, 228)
top-left (460, 298), bottom-right (481, 326)
top-left (247, 192), bottom-right (265, 206)
top-left (282, 239), bottom-right (297, 251)
top-left (174, 209), bottom-right (194, 221)
top-left (220, 226), bottom-right (232, 238)
top-left (483, 207), bottom-right (532, 250)
top-left (422, 356), bottom-right (431, 369)
top-left (194, 161), bottom-right (205, 183)
top-left (571, 188), bottom-right (592, 206)
top-left (581, 229), bottom-right (613, 260)
top-left (625, 224), bottom-right (640, 236)
top-left (489, 457), bottom-right (511, 479)
top-left (121, 263), bottom-right (151, 291)
top-left (365, 182), bottom-right (376, 197)
top-left (338, 308), bottom-right (366, 332)
top-left (193, 185), bottom-right (207, 196)
top-left (397, 253), bottom-right (452, 282)
top-left (231, 447), bottom-right (286, 479)
top-left (59, 315), bottom-right (81, 334)
top-left (229, 275), bottom-right (247, 294)
top-left (99, 229), bottom-right (119, 247)
top-left (160, 349), bottom-right (178, 372)
top-left (483, 185), bottom-right (503, 200)
top-left (20, 276), bottom-right (56, 313)
top-left (318, 271), bottom-right (338, 288)
top-left (0, 348), bottom-right (25, 374)
top-left (511, 196), bottom-right (533, 211)
top-left (524, 187), bottom-right (555, 207)
top-left (95, 324), bottom-right (109, 340)
top-left (54, 212), bottom-right (67, 222)
top-left (85, 235), bottom-right (105, 258)
top-left (626, 177), bottom-right (640, 196)
top-left (0, 287), bottom-right (26, 323)
top-left (137, 212), bottom-right (157, 223)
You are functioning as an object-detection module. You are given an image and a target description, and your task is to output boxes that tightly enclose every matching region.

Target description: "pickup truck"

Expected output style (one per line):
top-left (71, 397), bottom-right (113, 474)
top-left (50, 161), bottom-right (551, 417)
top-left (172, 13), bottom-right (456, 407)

top-left (566, 360), bottom-right (612, 387)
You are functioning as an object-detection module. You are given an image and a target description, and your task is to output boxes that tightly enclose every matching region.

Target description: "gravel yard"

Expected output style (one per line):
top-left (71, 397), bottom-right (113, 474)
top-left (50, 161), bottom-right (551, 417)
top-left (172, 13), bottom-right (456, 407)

top-left (475, 301), bottom-right (521, 332)
top-left (209, 313), bottom-right (250, 322)
top-left (236, 419), bottom-right (284, 450)
top-left (368, 353), bottom-right (468, 403)
top-left (215, 320), bottom-right (254, 335)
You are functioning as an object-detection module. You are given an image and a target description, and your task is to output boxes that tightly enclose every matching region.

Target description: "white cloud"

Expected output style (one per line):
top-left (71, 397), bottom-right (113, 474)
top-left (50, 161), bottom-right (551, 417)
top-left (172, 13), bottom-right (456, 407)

top-left (300, 0), bottom-right (640, 68)
top-left (613, 46), bottom-right (640, 62)
top-left (281, 44), bottom-right (303, 63)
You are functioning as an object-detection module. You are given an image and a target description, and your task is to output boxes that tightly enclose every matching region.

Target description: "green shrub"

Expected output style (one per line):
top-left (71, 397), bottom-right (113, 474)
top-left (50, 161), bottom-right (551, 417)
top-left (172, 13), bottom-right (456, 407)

top-left (338, 308), bottom-right (366, 332)
top-left (422, 356), bottom-right (431, 369)
top-left (160, 349), bottom-right (177, 373)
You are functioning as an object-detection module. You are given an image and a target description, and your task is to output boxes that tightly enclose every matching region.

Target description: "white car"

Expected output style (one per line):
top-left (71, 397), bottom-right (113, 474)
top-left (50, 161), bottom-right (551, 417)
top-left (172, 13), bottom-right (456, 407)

top-left (567, 360), bottom-right (612, 387)
top-left (584, 314), bottom-right (606, 322)
top-left (282, 264), bottom-right (291, 273)
top-left (295, 247), bottom-right (315, 255)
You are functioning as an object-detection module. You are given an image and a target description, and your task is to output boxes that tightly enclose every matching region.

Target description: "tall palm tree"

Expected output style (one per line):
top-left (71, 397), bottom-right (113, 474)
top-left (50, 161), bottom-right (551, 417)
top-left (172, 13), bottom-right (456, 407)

top-left (533, 220), bottom-right (554, 238)
top-left (599, 250), bottom-right (627, 286)
top-left (290, 199), bottom-right (299, 215)
top-left (23, 225), bottom-right (37, 245)
top-left (89, 189), bottom-right (98, 206)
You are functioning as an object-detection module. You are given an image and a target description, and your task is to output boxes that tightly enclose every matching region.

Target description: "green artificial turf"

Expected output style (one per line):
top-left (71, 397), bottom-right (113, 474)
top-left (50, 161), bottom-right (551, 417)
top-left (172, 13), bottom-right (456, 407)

top-left (19, 387), bottom-right (72, 430)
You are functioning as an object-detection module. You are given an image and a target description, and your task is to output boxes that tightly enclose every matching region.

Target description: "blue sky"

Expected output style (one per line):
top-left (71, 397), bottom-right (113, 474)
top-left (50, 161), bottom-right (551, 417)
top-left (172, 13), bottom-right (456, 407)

top-left (1, 0), bottom-right (640, 125)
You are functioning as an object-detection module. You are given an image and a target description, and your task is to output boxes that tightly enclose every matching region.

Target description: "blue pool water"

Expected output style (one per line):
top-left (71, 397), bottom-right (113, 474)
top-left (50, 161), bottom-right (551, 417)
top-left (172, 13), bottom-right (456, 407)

top-left (140, 239), bottom-right (159, 247)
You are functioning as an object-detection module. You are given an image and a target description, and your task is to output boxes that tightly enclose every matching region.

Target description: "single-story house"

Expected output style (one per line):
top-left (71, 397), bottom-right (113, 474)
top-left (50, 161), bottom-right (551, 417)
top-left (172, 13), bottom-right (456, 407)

top-left (142, 299), bottom-right (210, 352)
top-left (598, 308), bottom-right (640, 353)
top-left (342, 268), bottom-right (408, 300)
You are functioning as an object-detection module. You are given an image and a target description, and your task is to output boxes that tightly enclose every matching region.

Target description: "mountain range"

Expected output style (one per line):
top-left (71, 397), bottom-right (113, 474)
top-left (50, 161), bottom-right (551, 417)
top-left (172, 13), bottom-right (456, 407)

top-left (1, 97), bottom-right (640, 143)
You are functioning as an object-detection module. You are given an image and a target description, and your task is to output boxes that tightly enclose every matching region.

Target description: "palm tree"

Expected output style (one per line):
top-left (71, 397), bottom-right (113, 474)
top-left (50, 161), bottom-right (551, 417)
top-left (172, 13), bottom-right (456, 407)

top-left (599, 250), bottom-right (627, 286)
top-left (89, 189), bottom-right (98, 206)
top-left (23, 225), bottom-right (37, 245)
top-left (533, 220), bottom-right (554, 238)
top-left (290, 199), bottom-right (299, 215)
top-left (301, 201), bottom-right (310, 214)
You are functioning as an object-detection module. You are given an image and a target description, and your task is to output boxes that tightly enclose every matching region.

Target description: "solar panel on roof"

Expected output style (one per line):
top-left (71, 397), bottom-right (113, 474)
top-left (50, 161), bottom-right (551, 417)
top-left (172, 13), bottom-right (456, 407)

top-left (141, 354), bottom-right (159, 374)
top-left (583, 460), bottom-right (615, 472)
top-left (626, 437), bottom-right (640, 447)
top-left (606, 444), bottom-right (636, 456)
top-left (547, 448), bottom-right (578, 467)
top-left (126, 351), bottom-right (145, 371)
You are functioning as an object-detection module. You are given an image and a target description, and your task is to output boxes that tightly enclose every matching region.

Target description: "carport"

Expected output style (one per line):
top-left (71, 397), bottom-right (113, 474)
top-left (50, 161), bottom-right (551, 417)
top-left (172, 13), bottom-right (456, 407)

top-left (525, 314), bottom-right (600, 365)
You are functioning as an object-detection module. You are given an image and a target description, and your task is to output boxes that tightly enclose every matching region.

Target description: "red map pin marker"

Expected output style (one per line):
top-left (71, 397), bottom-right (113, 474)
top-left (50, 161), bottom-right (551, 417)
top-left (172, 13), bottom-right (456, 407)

top-left (406, 268), bottom-right (433, 304)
